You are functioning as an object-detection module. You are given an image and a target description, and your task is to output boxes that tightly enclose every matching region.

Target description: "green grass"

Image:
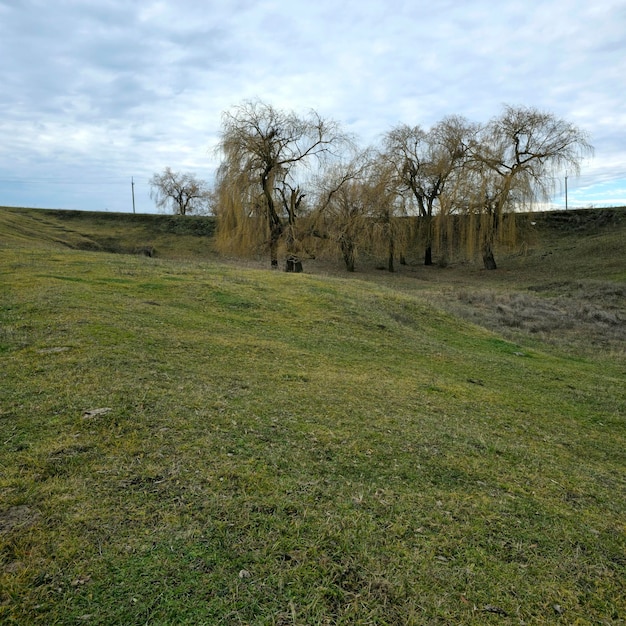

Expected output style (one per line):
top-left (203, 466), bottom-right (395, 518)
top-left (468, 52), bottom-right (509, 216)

top-left (0, 207), bottom-right (216, 259)
top-left (0, 208), bottom-right (625, 624)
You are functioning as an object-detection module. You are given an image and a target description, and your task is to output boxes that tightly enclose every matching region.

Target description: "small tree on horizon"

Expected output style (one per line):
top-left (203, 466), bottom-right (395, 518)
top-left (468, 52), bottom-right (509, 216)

top-left (149, 167), bottom-right (211, 215)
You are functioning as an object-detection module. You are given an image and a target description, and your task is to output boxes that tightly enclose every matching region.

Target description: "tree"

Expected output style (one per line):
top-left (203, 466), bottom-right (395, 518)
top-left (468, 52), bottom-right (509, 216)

top-left (366, 157), bottom-right (408, 273)
top-left (310, 151), bottom-right (410, 273)
top-left (215, 100), bottom-right (349, 268)
top-left (149, 167), bottom-right (210, 215)
top-left (310, 150), bottom-right (373, 272)
top-left (467, 105), bottom-right (593, 269)
top-left (382, 117), bottom-right (473, 265)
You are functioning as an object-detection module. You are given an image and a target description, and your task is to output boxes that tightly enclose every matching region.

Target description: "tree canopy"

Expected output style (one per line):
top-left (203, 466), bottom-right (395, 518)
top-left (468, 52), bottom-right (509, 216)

top-left (215, 100), bottom-right (350, 268)
top-left (207, 101), bottom-right (593, 271)
top-left (149, 168), bottom-right (211, 216)
top-left (466, 106), bottom-right (593, 268)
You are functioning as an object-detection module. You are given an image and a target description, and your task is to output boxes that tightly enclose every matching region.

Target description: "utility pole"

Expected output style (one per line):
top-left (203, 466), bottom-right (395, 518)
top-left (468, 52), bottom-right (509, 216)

top-left (564, 172), bottom-right (568, 211)
top-left (131, 177), bottom-right (136, 214)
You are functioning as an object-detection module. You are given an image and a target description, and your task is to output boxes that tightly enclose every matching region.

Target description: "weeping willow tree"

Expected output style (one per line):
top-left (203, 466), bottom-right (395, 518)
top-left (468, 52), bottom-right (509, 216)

top-left (382, 116), bottom-right (473, 266)
top-left (459, 167), bottom-right (524, 267)
top-left (466, 105), bottom-right (593, 269)
top-left (309, 151), bottom-right (372, 272)
top-left (310, 151), bottom-right (409, 272)
top-left (366, 159), bottom-right (410, 273)
top-left (432, 168), bottom-right (471, 267)
top-left (314, 178), bottom-right (370, 272)
top-left (213, 164), bottom-right (263, 257)
top-left (214, 100), bottom-right (348, 269)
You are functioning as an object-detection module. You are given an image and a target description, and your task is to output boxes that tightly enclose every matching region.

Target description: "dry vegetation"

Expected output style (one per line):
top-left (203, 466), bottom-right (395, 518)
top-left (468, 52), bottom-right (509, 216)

top-left (441, 281), bottom-right (625, 357)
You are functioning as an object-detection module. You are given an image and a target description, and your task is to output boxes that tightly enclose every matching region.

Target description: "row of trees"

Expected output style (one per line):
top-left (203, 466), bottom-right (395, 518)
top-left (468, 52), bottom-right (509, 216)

top-left (152, 101), bottom-right (593, 271)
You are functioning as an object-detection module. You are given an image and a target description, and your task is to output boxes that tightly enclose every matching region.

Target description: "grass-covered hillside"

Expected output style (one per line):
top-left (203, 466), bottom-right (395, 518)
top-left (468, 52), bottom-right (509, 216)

top-left (0, 207), bottom-right (216, 259)
top-left (1, 206), bottom-right (625, 624)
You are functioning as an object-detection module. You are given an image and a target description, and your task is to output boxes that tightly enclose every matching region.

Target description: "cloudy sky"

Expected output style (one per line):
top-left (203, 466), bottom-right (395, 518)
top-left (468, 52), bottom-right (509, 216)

top-left (0, 0), bottom-right (624, 214)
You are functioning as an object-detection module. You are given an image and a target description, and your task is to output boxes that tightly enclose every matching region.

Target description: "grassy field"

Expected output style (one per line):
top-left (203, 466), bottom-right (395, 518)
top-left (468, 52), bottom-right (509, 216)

top-left (1, 206), bottom-right (625, 624)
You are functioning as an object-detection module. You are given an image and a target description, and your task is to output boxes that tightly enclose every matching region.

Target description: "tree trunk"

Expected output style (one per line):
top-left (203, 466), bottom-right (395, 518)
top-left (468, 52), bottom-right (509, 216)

top-left (268, 212), bottom-right (283, 269)
top-left (424, 245), bottom-right (433, 266)
top-left (424, 211), bottom-right (434, 265)
top-left (262, 170), bottom-right (282, 268)
top-left (480, 203), bottom-right (502, 270)
top-left (482, 242), bottom-right (497, 270)
top-left (341, 239), bottom-right (355, 272)
top-left (388, 237), bottom-right (395, 272)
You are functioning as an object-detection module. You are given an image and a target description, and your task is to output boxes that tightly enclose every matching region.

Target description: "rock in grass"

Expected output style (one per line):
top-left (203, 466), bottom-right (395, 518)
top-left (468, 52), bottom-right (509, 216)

top-left (82, 407), bottom-right (112, 419)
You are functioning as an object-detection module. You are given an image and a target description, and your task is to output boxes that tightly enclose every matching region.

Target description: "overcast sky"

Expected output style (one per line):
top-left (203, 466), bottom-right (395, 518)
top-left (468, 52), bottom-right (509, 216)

top-left (0, 0), bottom-right (624, 214)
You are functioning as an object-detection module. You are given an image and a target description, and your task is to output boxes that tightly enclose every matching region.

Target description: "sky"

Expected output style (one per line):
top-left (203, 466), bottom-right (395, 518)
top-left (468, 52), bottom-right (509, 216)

top-left (0, 0), bottom-right (625, 214)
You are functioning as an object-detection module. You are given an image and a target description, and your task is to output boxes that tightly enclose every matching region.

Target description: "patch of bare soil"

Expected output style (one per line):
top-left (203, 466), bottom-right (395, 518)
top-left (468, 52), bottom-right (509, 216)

top-left (0, 505), bottom-right (40, 535)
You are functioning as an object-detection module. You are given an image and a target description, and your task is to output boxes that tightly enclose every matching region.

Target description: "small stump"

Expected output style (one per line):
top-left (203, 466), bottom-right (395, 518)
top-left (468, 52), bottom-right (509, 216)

top-left (285, 256), bottom-right (303, 273)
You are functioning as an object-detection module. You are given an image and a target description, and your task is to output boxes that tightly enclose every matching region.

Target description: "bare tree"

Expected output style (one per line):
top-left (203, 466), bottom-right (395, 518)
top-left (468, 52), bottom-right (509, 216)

top-left (310, 151), bottom-right (410, 273)
top-left (310, 150), bottom-right (373, 272)
top-left (215, 100), bottom-right (349, 268)
top-left (467, 105), bottom-right (593, 269)
top-left (366, 158), bottom-right (409, 272)
top-left (149, 167), bottom-right (210, 215)
top-left (382, 117), bottom-right (473, 265)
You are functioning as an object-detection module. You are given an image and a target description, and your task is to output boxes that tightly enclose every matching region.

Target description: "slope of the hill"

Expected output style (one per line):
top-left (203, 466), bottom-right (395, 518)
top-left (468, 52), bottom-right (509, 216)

top-left (0, 207), bottom-right (216, 258)
top-left (2, 204), bottom-right (624, 358)
top-left (0, 208), bottom-right (624, 624)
